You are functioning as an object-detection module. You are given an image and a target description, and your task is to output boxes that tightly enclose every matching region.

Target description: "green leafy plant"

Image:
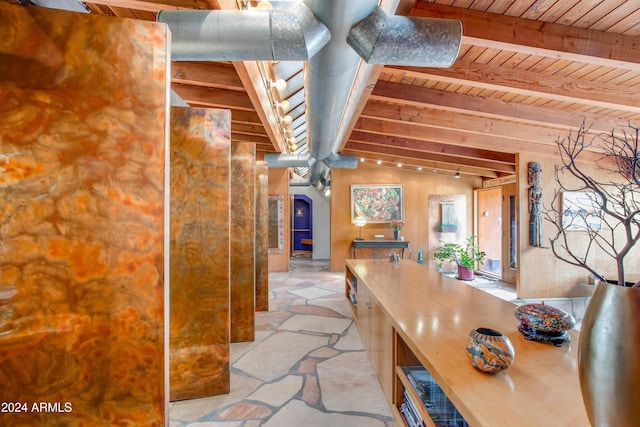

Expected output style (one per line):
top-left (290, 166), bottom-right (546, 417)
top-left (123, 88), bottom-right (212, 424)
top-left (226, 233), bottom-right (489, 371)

top-left (433, 236), bottom-right (486, 271)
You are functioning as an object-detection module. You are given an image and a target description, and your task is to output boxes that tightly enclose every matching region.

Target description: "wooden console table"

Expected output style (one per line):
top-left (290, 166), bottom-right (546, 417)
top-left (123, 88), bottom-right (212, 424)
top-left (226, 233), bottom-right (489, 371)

top-left (345, 259), bottom-right (589, 427)
top-left (351, 239), bottom-right (410, 259)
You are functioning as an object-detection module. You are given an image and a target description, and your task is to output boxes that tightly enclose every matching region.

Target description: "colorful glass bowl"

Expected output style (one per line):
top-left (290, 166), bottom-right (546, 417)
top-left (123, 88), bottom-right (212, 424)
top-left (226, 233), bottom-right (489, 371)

top-left (515, 303), bottom-right (576, 333)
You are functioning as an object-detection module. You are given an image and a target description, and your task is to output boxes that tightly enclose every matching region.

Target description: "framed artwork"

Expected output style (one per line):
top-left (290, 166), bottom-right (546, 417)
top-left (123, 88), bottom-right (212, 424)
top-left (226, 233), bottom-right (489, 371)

top-left (351, 184), bottom-right (403, 223)
top-left (561, 191), bottom-right (602, 231)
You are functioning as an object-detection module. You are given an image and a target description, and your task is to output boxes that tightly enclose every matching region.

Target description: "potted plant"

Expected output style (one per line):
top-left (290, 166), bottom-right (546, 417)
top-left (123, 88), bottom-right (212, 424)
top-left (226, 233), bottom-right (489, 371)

top-left (389, 220), bottom-right (404, 240)
top-left (543, 122), bottom-right (640, 426)
top-left (433, 236), bottom-right (485, 280)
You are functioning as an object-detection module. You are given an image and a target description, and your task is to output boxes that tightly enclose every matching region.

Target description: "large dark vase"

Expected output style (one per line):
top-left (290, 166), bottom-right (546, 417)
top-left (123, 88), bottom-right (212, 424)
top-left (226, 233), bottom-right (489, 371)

top-left (578, 281), bottom-right (640, 426)
top-left (393, 229), bottom-right (400, 240)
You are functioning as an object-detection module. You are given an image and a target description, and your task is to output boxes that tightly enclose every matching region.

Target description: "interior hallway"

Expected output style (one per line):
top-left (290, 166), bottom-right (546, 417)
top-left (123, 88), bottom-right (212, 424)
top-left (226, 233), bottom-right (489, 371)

top-left (168, 257), bottom-right (588, 426)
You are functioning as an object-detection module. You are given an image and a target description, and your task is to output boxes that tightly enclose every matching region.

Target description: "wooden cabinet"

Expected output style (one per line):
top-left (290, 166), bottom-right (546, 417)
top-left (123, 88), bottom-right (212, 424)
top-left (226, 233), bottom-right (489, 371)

top-left (346, 264), bottom-right (393, 402)
top-left (345, 259), bottom-right (590, 427)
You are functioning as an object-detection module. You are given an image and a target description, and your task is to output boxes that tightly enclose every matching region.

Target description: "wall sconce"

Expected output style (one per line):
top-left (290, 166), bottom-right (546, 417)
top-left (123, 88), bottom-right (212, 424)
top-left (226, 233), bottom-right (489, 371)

top-left (281, 114), bottom-right (293, 125)
top-left (354, 215), bottom-right (367, 240)
top-left (270, 78), bottom-right (287, 93)
top-left (275, 99), bottom-right (290, 113)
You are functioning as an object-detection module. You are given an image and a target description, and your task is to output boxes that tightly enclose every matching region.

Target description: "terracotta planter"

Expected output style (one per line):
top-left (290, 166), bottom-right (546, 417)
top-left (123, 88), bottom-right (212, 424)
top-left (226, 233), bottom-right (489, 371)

top-left (457, 265), bottom-right (474, 280)
top-left (578, 281), bottom-right (640, 426)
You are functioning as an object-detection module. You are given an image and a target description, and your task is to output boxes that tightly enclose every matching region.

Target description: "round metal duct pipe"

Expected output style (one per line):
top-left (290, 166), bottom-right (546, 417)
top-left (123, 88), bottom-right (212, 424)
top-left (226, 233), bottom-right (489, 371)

top-left (157, 4), bottom-right (330, 61)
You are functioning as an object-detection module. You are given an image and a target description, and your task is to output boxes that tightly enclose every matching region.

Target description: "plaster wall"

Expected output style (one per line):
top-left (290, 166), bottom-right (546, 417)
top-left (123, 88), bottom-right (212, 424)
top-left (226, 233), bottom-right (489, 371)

top-left (517, 152), bottom-right (640, 298)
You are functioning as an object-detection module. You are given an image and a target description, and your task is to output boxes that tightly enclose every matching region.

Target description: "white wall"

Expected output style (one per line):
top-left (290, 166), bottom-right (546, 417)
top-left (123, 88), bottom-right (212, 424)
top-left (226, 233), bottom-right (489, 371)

top-left (290, 185), bottom-right (330, 259)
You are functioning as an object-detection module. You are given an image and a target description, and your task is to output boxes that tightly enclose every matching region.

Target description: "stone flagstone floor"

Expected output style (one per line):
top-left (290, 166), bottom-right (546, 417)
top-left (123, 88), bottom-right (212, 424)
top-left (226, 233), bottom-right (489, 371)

top-left (169, 258), bottom-right (398, 427)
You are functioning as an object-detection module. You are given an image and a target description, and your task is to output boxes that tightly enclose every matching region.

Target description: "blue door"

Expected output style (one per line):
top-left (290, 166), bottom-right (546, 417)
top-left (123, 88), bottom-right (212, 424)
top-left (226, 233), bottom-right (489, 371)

top-left (293, 195), bottom-right (312, 252)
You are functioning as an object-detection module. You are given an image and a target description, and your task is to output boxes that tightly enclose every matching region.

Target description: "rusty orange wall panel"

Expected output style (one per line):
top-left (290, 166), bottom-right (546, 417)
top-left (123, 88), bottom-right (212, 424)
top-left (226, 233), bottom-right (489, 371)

top-left (0, 4), bottom-right (169, 425)
top-left (230, 143), bottom-right (256, 342)
top-left (169, 107), bottom-right (231, 400)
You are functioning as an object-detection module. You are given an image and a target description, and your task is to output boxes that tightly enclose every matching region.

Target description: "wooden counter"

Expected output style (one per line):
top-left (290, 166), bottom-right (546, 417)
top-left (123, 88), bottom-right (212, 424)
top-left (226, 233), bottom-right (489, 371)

top-left (345, 259), bottom-right (590, 427)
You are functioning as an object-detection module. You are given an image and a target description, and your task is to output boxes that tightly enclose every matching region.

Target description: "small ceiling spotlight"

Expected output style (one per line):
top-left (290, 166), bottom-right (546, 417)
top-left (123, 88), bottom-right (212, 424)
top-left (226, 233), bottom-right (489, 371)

top-left (455, 171), bottom-right (461, 178)
top-left (433, 168), bottom-right (437, 173)
top-left (417, 167), bottom-right (423, 171)
top-left (360, 157), bottom-right (365, 162)
top-left (376, 160), bottom-right (382, 165)
top-left (397, 163), bottom-right (402, 168)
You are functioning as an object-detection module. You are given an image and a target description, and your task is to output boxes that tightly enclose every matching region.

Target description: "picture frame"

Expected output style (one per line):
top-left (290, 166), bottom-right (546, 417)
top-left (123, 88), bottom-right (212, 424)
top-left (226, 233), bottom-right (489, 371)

top-left (351, 184), bottom-right (404, 223)
top-left (561, 191), bottom-right (602, 231)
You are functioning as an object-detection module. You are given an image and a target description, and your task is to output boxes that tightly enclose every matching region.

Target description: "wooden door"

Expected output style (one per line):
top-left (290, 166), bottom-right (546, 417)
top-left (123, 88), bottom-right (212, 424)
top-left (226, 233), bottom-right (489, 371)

top-left (502, 183), bottom-right (517, 284)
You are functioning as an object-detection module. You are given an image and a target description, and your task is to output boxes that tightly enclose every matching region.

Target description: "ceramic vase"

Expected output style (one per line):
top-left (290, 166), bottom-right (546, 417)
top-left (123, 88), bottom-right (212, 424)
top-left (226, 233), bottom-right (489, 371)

top-left (465, 327), bottom-right (514, 373)
top-left (578, 281), bottom-right (640, 426)
top-left (393, 229), bottom-right (400, 240)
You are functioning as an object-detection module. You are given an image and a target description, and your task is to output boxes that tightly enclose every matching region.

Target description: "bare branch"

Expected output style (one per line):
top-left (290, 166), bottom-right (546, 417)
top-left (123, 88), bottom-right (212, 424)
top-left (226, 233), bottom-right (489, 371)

top-left (543, 122), bottom-right (640, 287)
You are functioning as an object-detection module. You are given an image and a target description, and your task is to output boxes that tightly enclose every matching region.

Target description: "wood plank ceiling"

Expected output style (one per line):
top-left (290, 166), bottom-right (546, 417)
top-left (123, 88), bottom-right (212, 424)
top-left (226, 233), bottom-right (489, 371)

top-left (18, 0), bottom-right (640, 181)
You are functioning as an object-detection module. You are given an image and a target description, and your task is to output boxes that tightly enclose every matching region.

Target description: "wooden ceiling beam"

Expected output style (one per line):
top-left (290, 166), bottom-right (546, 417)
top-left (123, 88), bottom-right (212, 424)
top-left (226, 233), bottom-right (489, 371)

top-left (171, 62), bottom-right (245, 90)
top-left (349, 131), bottom-right (515, 165)
top-left (354, 117), bottom-right (606, 163)
top-left (411, 3), bottom-right (640, 72)
top-left (361, 99), bottom-right (567, 145)
top-left (85, 0), bottom-right (208, 12)
top-left (387, 64), bottom-right (640, 114)
top-left (172, 83), bottom-right (255, 110)
top-left (346, 140), bottom-right (515, 173)
top-left (342, 148), bottom-right (500, 178)
top-left (371, 79), bottom-right (632, 133)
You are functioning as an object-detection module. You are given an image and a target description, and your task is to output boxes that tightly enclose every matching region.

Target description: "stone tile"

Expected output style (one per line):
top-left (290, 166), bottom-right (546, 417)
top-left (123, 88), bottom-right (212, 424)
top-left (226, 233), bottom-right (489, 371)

top-left (302, 374), bottom-right (320, 405)
top-left (290, 304), bottom-right (344, 318)
top-left (186, 422), bottom-right (242, 427)
top-left (309, 346), bottom-right (339, 359)
top-left (170, 372), bottom-right (262, 422)
top-left (246, 375), bottom-right (303, 408)
top-left (296, 357), bottom-right (319, 374)
top-left (233, 331), bottom-right (328, 382)
top-left (334, 322), bottom-right (364, 351)
top-left (279, 314), bottom-right (352, 335)
top-left (217, 402), bottom-right (272, 420)
top-left (262, 400), bottom-right (387, 427)
top-left (317, 352), bottom-right (394, 417)
top-left (289, 287), bottom-right (336, 300)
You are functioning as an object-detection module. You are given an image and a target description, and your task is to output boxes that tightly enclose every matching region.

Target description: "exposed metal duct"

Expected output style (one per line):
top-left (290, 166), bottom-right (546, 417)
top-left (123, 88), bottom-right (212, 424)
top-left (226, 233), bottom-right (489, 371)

top-left (157, 1), bottom-right (462, 186)
top-left (157, 4), bottom-right (330, 61)
top-left (347, 7), bottom-right (462, 67)
top-left (263, 152), bottom-right (314, 168)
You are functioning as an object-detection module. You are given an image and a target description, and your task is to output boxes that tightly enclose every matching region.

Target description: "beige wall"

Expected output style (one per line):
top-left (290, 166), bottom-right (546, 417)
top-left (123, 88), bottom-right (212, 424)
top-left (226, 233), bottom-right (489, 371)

top-left (517, 152), bottom-right (640, 298)
top-left (330, 164), bottom-right (482, 271)
top-left (267, 167), bottom-right (290, 272)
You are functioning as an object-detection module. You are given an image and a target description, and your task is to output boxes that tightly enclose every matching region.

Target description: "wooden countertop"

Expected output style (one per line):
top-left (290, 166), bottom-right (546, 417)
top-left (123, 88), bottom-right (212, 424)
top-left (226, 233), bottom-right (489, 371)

top-left (345, 259), bottom-right (590, 427)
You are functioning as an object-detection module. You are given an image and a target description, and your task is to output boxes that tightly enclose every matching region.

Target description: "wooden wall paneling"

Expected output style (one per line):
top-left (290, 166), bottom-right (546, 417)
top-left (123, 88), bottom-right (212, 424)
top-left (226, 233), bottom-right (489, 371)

top-left (169, 107), bottom-right (231, 400)
top-left (255, 161), bottom-right (269, 311)
top-left (230, 142), bottom-right (256, 342)
top-left (330, 164), bottom-right (482, 272)
top-left (0, 5), bottom-right (169, 424)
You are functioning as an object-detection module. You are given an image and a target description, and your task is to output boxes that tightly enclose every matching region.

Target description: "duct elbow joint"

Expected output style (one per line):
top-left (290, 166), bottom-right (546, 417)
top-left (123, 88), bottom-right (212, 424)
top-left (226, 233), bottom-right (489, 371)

top-left (347, 7), bottom-right (462, 67)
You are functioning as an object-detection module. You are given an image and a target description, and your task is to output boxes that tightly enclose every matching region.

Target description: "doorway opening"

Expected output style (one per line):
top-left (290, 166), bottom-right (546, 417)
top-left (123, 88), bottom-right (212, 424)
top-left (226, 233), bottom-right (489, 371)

top-left (292, 194), bottom-right (313, 258)
top-left (476, 183), bottom-right (517, 285)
